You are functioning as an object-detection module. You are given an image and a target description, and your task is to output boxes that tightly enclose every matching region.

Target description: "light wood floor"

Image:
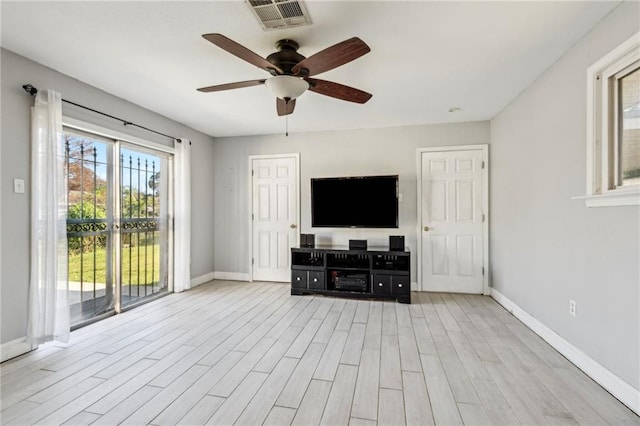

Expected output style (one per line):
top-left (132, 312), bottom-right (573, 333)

top-left (1, 281), bottom-right (638, 425)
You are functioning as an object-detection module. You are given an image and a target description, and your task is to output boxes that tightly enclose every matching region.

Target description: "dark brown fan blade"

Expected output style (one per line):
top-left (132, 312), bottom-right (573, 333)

top-left (306, 78), bottom-right (372, 104)
top-left (202, 34), bottom-right (283, 75)
top-left (276, 98), bottom-right (296, 116)
top-left (197, 79), bottom-right (266, 93)
top-left (292, 37), bottom-right (370, 77)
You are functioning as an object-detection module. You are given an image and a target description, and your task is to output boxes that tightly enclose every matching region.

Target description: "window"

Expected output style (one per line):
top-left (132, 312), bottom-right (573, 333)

top-left (585, 32), bottom-right (640, 207)
top-left (618, 66), bottom-right (640, 188)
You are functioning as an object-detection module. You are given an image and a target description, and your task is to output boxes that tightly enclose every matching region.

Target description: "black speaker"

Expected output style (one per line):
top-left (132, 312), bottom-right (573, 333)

top-left (300, 234), bottom-right (315, 248)
top-left (349, 239), bottom-right (367, 250)
top-left (389, 235), bottom-right (405, 251)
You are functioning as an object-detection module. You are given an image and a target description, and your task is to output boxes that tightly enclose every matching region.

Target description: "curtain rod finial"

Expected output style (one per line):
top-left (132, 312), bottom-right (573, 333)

top-left (22, 84), bottom-right (38, 96)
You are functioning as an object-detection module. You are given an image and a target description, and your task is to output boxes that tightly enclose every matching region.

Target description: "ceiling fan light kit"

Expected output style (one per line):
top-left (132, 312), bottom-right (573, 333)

top-left (265, 76), bottom-right (309, 101)
top-left (197, 33), bottom-right (372, 117)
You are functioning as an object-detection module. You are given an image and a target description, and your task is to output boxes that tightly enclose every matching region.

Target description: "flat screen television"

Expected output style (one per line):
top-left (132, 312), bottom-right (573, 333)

top-left (311, 175), bottom-right (399, 228)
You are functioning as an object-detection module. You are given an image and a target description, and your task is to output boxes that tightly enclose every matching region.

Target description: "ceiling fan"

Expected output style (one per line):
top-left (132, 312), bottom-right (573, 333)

top-left (197, 34), bottom-right (372, 116)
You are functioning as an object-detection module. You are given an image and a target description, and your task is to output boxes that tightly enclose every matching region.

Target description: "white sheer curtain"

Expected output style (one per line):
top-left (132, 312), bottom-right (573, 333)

top-left (27, 89), bottom-right (70, 345)
top-left (174, 138), bottom-right (191, 293)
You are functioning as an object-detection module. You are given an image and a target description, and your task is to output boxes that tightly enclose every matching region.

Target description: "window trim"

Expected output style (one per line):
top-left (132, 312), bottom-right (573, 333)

top-left (582, 31), bottom-right (640, 207)
top-left (63, 116), bottom-right (175, 154)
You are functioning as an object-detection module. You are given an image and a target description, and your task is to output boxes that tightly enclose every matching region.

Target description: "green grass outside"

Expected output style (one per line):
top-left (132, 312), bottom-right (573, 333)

top-left (68, 243), bottom-right (160, 285)
top-left (623, 167), bottom-right (640, 180)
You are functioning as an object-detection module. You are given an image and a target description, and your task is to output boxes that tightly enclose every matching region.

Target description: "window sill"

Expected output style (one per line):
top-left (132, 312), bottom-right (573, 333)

top-left (572, 189), bottom-right (640, 207)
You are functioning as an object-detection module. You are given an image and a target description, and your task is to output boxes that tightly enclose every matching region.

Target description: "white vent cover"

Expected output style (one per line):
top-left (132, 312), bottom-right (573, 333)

top-left (246, 0), bottom-right (312, 31)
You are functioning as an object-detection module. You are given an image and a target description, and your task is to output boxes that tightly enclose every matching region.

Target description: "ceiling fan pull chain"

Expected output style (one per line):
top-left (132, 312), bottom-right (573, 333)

top-left (286, 114), bottom-right (289, 137)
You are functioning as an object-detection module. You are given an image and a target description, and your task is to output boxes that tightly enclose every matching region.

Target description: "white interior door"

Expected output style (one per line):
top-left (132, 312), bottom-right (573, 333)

top-left (251, 155), bottom-right (299, 282)
top-left (419, 147), bottom-right (487, 293)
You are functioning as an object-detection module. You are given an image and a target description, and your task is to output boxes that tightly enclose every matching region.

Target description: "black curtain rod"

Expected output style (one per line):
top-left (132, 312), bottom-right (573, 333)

top-left (22, 84), bottom-right (181, 141)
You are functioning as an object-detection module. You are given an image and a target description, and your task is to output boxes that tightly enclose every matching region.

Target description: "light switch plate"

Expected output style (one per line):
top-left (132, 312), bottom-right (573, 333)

top-left (14, 179), bottom-right (25, 194)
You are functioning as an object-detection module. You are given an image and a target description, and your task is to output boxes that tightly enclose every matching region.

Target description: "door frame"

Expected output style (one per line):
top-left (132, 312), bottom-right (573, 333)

top-left (248, 153), bottom-right (300, 282)
top-left (416, 144), bottom-right (489, 294)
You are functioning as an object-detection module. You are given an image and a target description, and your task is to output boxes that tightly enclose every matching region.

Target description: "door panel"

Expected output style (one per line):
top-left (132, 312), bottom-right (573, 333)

top-left (420, 149), bottom-right (484, 293)
top-left (64, 131), bottom-right (116, 325)
top-left (259, 232), bottom-right (270, 267)
top-left (119, 146), bottom-right (170, 308)
top-left (430, 181), bottom-right (448, 221)
top-left (456, 180), bottom-right (474, 221)
top-left (277, 185), bottom-right (289, 220)
top-left (252, 156), bottom-right (298, 282)
top-left (456, 235), bottom-right (475, 276)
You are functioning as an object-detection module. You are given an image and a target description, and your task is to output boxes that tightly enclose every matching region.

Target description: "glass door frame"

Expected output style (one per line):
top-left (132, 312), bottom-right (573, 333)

top-left (63, 117), bottom-right (174, 325)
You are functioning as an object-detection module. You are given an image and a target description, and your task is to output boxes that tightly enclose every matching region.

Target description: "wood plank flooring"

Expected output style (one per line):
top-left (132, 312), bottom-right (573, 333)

top-left (1, 280), bottom-right (638, 425)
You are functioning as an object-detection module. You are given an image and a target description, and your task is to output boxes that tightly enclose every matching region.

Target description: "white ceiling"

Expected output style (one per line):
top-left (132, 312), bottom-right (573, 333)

top-left (1, 1), bottom-right (620, 138)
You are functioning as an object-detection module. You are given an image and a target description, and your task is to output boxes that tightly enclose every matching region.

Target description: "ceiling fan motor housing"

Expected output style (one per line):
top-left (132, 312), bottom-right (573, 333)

top-left (267, 39), bottom-right (307, 75)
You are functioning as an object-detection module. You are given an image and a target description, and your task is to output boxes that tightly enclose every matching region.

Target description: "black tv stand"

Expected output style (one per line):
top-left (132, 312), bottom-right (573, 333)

top-left (291, 246), bottom-right (411, 304)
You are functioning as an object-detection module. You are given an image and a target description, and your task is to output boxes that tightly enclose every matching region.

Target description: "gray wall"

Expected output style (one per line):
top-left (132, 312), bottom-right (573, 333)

top-left (490, 1), bottom-right (639, 390)
top-left (211, 122), bottom-right (491, 281)
top-left (1, 49), bottom-right (216, 344)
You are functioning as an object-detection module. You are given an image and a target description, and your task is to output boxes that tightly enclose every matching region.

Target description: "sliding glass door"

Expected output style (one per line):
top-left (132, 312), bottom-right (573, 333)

top-left (64, 128), bottom-right (172, 326)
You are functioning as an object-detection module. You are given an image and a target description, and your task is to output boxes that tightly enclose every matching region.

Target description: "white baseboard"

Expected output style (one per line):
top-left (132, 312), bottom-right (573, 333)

top-left (190, 271), bottom-right (217, 288)
top-left (189, 271), bottom-right (280, 288)
top-left (1, 337), bottom-right (36, 363)
top-left (212, 271), bottom-right (251, 282)
top-left (191, 271), bottom-right (251, 287)
top-left (490, 287), bottom-right (640, 415)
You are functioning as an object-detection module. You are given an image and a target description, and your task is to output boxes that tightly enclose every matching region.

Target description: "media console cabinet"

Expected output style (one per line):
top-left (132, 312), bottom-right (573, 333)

top-left (291, 246), bottom-right (411, 304)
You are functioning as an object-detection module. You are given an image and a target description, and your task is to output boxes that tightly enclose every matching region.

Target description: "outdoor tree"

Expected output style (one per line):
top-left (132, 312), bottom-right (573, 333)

top-left (148, 171), bottom-right (160, 196)
top-left (65, 135), bottom-right (107, 206)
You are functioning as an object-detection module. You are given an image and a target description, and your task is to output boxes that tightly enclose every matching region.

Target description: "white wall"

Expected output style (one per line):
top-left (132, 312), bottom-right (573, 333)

top-left (490, 0), bottom-right (639, 394)
top-left (1, 49), bottom-right (216, 346)
top-left (211, 121), bottom-right (491, 282)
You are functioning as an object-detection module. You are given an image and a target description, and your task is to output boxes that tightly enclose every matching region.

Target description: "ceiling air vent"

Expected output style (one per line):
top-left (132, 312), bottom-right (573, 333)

top-left (246, 0), bottom-right (312, 31)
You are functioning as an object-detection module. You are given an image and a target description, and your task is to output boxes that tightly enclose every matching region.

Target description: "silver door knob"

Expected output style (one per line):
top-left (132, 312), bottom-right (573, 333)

top-left (290, 224), bottom-right (297, 229)
top-left (424, 226), bottom-right (430, 231)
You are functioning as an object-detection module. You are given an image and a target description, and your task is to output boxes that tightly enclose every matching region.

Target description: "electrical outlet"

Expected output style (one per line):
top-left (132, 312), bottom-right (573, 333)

top-left (569, 300), bottom-right (576, 316)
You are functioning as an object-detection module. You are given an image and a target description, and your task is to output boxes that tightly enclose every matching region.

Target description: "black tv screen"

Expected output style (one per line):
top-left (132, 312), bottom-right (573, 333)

top-left (311, 175), bottom-right (399, 228)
